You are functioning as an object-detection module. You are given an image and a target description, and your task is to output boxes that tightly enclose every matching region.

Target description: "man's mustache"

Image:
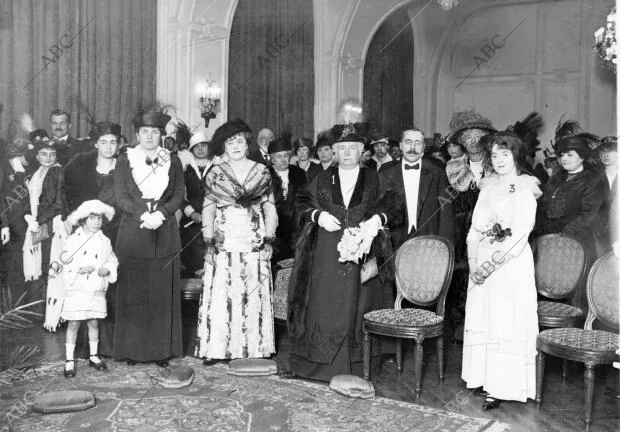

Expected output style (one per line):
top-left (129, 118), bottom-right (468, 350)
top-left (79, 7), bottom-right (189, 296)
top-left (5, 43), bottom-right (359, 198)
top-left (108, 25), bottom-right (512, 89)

top-left (405, 150), bottom-right (419, 155)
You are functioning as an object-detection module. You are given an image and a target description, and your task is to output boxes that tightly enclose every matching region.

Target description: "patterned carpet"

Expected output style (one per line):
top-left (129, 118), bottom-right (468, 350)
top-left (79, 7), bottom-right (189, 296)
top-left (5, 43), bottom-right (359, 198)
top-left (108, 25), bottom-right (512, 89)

top-left (0, 357), bottom-right (510, 432)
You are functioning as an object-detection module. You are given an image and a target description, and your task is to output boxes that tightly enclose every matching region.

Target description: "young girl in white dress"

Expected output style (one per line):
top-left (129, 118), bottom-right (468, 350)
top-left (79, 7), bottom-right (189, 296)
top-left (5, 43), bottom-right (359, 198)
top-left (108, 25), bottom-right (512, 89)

top-left (61, 200), bottom-right (119, 378)
top-left (462, 132), bottom-right (541, 410)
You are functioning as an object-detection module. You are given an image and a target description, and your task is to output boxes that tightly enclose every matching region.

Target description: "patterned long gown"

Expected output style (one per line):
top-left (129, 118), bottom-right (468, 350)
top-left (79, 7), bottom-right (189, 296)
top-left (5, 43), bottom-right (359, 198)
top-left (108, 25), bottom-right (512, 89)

top-left (194, 162), bottom-right (277, 359)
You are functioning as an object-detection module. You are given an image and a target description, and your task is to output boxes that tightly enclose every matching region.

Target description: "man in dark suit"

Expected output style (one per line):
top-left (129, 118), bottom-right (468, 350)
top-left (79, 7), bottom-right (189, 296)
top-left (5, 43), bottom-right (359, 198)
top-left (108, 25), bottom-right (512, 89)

top-left (49, 109), bottom-right (91, 165)
top-left (248, 128), bottom-right (274, 165)
top-left (379, 127), bottom-right (455, 252)
top-left (268, 135), bottom-right (307, 262)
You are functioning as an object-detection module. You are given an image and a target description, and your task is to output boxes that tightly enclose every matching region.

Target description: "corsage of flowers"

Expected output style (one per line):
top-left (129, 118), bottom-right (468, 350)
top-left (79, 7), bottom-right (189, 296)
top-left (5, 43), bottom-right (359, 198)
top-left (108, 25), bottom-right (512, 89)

top-left (483, 222), bottom-right (512, 243)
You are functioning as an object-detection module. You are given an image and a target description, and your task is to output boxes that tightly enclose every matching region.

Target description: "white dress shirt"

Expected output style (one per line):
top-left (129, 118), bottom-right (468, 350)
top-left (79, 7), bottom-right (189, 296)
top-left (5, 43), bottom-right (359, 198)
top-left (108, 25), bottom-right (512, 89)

top-left (606, 170), bottom-right (617, 190)
top-left (402, 159), bottom-right (422, 233)
top-left (339, 166), bottom-right (360, 208)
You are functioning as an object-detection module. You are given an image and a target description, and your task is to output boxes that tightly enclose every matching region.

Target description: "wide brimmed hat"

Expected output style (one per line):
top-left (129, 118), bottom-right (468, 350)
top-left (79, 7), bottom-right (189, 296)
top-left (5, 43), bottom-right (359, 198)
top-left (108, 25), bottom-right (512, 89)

top-left (447, 109), bottom-right (495, 145)
top-left (189, 131), bottom-right (209, 151)
top-left (132, 112), bottom-right (171, 130)
top-left (556, 135), bottom-right (591, 157)
top-left (67, 199), bottom-right (115, 227)
top-left (89, 122), bottom-right (121, 142)
top-left (211, 118), bottom-right (252, 156)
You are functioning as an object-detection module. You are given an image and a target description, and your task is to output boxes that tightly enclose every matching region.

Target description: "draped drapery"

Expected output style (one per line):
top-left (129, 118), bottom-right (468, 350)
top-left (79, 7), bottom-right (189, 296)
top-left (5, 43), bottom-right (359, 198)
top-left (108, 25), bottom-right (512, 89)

top-left (0, 0), bottom-right (157, 142)
top-left (228, 0), bottom-right (314, 144)
top-left (363, 10), bottom-right (414, 140)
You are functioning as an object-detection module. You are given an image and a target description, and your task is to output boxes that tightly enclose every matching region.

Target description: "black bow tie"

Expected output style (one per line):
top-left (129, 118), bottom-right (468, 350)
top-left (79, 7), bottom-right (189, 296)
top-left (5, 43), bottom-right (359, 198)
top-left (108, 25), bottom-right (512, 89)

top-left (145, 157), bottom-right (159, 166)
top-left (404, 163), bottom-right (420, 170)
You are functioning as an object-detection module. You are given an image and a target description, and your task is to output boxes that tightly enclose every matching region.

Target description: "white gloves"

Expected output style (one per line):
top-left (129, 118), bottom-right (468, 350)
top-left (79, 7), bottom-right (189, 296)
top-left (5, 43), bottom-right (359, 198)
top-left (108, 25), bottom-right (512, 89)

top-left (24, 214), bottom-right (39, 232)
top-left (1, 227), bottom-right (10, 245)
top-left (360, 214), bottom-right (383, 238)
top-left (318, 212), bottom-right (341, 232)
top-left (140, 211), bottom-right (165, 230)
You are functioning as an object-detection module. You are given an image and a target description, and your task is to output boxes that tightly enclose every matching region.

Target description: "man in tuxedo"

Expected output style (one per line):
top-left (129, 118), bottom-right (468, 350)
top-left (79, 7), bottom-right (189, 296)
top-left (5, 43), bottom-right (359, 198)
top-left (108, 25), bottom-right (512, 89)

top-left (49, 109), bottom-right (90, 165)
top-left (248, 128), bottom-right (274, 164)
top-left (379, 128), bottom-right (455, 252)
top-left (267, 136), bottom-right (307, 262)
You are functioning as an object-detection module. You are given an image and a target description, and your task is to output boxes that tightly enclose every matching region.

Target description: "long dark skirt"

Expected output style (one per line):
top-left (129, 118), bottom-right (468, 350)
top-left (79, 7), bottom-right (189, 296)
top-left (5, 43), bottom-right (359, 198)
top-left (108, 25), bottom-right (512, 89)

top-left (290, 229), bottom-right (384, 382)
top-left (113, 256), bottom-right (183, 362)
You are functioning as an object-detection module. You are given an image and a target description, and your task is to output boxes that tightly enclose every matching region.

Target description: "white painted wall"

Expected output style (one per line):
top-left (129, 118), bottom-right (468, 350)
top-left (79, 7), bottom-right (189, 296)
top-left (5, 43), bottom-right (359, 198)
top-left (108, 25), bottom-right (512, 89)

top-left (158, 0), bottom-right (617, 145)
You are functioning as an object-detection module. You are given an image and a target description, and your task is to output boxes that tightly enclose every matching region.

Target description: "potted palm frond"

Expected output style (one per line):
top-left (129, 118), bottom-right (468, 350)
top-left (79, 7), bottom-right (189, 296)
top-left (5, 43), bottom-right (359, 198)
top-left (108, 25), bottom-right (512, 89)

top-left (0, 284), bottom-right (46, 372)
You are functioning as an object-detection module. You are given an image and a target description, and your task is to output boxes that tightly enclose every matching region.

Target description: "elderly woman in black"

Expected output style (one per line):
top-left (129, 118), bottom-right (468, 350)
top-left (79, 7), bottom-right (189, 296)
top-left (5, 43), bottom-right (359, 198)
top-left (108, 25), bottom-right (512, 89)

top-left (539, 135), bottom-right (607, 262)
top-left (113, 109), bottom-right (184, 366)
top-left (63, 122), bottom-right (121, 357)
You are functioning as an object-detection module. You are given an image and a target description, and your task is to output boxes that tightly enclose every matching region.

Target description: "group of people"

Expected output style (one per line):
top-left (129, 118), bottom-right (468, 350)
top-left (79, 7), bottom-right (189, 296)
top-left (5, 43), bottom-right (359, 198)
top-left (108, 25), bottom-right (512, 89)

top-left (0, 105), bottom-right (616, 412)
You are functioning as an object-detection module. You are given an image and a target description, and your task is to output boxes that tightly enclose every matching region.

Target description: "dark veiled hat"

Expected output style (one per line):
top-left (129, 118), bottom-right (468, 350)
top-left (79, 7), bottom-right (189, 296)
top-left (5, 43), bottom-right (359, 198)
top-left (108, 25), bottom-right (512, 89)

top-left (211, 118), bottom-right (252, 156)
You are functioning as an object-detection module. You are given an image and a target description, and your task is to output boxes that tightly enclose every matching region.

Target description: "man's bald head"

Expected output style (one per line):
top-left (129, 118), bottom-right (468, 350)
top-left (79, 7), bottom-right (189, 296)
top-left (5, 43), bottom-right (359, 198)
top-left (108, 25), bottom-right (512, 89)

top-left (257, 128), bottom-right (274, 152)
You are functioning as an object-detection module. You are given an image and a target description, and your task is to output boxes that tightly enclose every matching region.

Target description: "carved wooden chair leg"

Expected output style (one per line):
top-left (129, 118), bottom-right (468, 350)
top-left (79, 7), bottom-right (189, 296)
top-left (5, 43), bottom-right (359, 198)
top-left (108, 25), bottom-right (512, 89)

top-left (414, 337), bottom-right (424, 399)
top-left (535, 350), bottom-right (545, 410)
top-left (436, 335), bottom-right (444, 380)
top-left (363, 329), bottom-right (371, 381)
top-left (396, 338), bottom-right (403, 376)
top-left (584, 362), bottom-right (595, 431)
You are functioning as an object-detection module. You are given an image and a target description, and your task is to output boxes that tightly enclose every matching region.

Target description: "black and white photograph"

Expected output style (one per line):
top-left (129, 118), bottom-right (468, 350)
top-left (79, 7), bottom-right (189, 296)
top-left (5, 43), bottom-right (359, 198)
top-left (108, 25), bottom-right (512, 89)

top-left (0, 0), bottom-right (618, 431)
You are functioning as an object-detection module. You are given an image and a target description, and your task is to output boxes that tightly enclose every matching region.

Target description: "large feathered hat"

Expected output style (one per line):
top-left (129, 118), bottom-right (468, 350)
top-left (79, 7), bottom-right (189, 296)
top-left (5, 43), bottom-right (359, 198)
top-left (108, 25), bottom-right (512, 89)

top-left (175, 120), bottom-right (192, 150)
top-left (506, 112), bottom-right (544, 157)
top-left (67, 199), bottom-right (115, 227)
top-left (211, 118), bottom-right (252, 156)
top-left (132, 102), bottom-right (173, 131)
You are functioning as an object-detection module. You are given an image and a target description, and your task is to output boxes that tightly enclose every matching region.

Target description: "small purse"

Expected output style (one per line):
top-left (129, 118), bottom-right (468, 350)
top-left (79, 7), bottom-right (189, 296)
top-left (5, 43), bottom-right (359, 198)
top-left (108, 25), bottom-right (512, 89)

top-left (31, 223), bottom-right (50, 245)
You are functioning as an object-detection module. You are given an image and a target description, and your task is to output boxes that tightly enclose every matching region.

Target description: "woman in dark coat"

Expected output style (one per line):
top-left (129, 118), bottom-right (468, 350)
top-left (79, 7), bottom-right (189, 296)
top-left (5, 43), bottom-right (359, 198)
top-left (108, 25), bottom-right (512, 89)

top-left (0, 138), bottom-right (32, 306)
top-left (113, 109), bottom-right (185, 366)
top-left (292, 138), bottom-right (321, 181)
top-left (538, 135), bottom-right (607, 263)
top-left (64, 122), bottom-right (121, 358)
top-left (180, 130), bottom-right (214, 277)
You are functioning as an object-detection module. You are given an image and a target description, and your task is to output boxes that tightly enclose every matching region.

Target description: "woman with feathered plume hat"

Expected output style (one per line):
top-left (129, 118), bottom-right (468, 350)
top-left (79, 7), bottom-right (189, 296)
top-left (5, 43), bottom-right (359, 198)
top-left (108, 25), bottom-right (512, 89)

top-left (112, 103), bottom-right (185, 366)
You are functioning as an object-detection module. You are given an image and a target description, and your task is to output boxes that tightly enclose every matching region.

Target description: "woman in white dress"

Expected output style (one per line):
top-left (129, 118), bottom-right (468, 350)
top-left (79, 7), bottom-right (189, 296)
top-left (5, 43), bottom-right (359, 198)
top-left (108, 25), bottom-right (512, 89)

top-left (461, 132), bottom-right (541, 410)
top-left (195, 119), bottom-right (278, 365)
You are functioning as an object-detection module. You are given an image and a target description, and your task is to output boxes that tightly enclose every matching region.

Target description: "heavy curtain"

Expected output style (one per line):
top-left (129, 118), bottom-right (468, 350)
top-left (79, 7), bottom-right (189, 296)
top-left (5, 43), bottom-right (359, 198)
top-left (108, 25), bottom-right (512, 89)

top-left (363, 9), bottom-right (414, 139)
top-left (0, 0), bottom-right (157, 142)
top-left (228, 0), bottom-right (314, 143)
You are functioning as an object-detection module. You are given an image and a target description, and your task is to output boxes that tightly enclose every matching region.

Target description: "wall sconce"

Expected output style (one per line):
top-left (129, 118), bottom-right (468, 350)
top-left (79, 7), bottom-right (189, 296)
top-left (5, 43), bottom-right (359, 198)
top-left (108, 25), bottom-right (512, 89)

top-left (197, 80), bottom-right (221, 127)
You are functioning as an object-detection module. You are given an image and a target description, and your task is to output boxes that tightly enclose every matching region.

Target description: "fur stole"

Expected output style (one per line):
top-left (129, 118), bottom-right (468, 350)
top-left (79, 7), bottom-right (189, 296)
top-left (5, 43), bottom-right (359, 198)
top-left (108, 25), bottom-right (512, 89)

top-left (446, 154), bottom-right (493, 192)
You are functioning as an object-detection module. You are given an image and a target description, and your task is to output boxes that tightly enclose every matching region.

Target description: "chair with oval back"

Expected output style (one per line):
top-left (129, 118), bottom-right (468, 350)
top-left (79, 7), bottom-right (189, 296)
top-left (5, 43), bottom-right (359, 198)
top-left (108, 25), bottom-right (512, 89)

top-left (535, 234), bottom-right (589, 379)
top-left (535, 252), bottom-right (619, 431)
top-left (535, 234), bottom-right (588, 328)
top-left (362, 235), bottom-right (454, 399)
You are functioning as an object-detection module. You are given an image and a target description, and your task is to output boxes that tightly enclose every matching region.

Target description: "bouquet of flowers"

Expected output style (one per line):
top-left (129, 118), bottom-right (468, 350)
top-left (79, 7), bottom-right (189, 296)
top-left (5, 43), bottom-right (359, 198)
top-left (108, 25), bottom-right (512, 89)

top-left (337, 226), bottom-right (374, 263)
top-left (483, 222), bottom-right (512, 243)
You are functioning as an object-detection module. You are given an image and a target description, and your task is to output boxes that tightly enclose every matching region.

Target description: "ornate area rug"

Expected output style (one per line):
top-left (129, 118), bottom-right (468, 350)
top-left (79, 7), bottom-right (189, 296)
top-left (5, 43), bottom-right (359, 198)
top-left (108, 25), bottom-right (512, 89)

top-left (0, 357), bottom-right (510, 432)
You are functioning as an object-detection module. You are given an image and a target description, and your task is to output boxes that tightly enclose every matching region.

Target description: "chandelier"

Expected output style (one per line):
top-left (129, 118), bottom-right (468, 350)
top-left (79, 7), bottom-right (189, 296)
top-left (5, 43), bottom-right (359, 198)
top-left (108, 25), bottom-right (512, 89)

top-left (594, 6), bottom-right (617, 73)
top-left (438, 0), bottom-right (459, 11)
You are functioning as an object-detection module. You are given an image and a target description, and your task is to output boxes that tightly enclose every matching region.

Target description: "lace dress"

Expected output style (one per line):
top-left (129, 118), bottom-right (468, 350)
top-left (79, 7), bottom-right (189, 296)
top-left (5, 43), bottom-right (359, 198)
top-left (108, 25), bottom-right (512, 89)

top-left (461, 175), bottom-right (541, 401)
